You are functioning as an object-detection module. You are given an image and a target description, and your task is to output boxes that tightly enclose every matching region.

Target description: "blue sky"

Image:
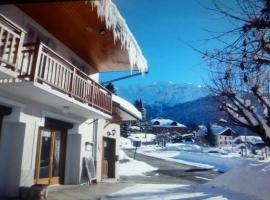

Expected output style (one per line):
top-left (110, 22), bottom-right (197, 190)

top-left (100, 0), bottom-right (233, 86)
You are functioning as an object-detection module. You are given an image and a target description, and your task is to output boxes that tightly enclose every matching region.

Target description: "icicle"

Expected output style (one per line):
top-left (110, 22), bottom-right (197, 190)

top-left (90, 0), bottom-right (148, 73)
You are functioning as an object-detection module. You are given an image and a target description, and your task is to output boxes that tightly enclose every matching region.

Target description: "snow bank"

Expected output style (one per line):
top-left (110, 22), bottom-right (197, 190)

top-left (129, 133), bottom-right (156, 143)
top-left (120, 137), bottom-right (134, 149)
top-left (173, 151), bottom-right (249, 172)
top-left (165, 143), bottom-right (202, 152)
top-left (137, 143), bottom-right (248, 172)
top-left (119, 150), bottom-right (157, 176)
top-left (208, 161), bottom-right (270, 200)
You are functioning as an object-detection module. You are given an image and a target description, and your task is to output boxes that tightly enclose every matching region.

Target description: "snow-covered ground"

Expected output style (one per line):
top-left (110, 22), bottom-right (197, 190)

top-left (121, 137), bottom-right (268, 172)
top-left (208, 162), bottom-right (270, 200)
top-left (118, 137), bottom-right (270, 200)
top-left (136, 143), bottom-right (252, 172)
top-left (119, 149), bottom-right (157, 176)
top-left (128, 133), bottom-right (156, 143)
top-left (102, 183), bottom-right (256, 200)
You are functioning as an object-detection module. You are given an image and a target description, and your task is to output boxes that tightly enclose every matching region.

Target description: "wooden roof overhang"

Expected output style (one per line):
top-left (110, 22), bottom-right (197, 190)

top-left (16, 1), bottom-right (147, 72)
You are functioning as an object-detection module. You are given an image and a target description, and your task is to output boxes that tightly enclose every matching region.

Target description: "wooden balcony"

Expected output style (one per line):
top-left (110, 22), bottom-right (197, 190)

top-left (0, 15), bottom-right (25, 76)
top-left (18, 43), bottom-right (112, 115)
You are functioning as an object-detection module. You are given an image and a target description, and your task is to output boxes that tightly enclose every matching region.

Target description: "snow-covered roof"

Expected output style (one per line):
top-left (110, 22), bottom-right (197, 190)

top-left (91, 0), bottom-right (148, 73)
top-left (233, 136), bottom-right (263, 145)
top-left (196, 125), bottom-right (234, 137)
top-left (112, 95), bottom-right (142, 120)
top-left (150, 118), bottom-right (186, 128)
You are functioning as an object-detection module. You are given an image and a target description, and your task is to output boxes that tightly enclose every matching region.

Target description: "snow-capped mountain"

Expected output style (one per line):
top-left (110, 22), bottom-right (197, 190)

top-left (117, 82), bottom-right (209, 107)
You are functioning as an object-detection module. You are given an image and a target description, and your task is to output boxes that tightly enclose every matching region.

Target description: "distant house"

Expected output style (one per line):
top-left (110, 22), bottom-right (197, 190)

top-left (233, 136), bottom-right (266, 154)
top-left (149, 118), bottom-right (187, 134)
top-left (196, 125), bottom-right (235, 147)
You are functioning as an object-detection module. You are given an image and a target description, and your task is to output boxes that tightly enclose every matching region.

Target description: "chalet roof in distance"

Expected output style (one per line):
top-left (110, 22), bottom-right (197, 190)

top-left (196, 125), bottom-right (235, 137)
top-left (150, 118), bottom-right (187, 128)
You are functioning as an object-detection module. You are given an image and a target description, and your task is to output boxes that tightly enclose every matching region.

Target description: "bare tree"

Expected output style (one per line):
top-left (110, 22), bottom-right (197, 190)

top-left (205, 0), bottom-right (270, 147)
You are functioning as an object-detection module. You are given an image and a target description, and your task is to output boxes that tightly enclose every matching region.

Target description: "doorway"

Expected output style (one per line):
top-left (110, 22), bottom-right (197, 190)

top-left (102, 137), bottom-right (116, 179)
top-left (35, 127), bottom-right (66, 185)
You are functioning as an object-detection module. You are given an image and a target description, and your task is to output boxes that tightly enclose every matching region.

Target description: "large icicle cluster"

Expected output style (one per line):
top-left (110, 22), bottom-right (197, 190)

top-left (91, 0), bottom-right (148, 73)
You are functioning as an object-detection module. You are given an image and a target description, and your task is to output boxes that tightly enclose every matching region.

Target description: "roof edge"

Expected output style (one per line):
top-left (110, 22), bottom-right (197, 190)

top-left (91, 0), bottom-right (148, 73)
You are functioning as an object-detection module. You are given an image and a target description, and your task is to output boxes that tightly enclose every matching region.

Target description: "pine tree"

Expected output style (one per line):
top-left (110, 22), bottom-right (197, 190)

top-left (105, 83), bottom-right (117, 94)
top-left (134, 98), bottom-right (143, 112)
top-left (205, 123), bottom-right (216, 147)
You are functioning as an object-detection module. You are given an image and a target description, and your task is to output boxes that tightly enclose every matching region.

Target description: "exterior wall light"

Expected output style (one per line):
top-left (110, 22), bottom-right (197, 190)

top-left (85, 142), bottom-right (93, 151)
top-left (107, 129), bottom-right (116, 136)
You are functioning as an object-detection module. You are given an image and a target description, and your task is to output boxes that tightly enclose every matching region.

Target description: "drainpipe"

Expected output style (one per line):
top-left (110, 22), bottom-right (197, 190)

top-left (92, 119), bottom-right (98, 161)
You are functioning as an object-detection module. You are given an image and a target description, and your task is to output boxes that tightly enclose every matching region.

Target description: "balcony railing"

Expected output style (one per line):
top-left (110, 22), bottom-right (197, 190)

top-left (18, 43), bottom-right (112, 115)
top-left (0, 15), bottom-right (25, 71)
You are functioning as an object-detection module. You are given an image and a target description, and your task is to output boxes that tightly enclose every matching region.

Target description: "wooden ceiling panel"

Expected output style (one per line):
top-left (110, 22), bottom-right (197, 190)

top-left (17, 1), bottom-right (131, 72)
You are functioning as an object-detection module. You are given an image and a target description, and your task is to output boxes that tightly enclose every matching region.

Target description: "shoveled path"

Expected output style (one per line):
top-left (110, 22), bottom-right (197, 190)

top-left (122, 149), bottom-right (221, 185)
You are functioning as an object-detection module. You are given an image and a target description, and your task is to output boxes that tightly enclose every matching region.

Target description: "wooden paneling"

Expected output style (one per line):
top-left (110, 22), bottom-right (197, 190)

top-left (17, 1), bottom-right (131, 72)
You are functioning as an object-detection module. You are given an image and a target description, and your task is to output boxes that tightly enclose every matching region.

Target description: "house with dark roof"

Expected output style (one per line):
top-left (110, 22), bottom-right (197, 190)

top-left (196, 125), bottom-right (235, 147)
top-left (149, 118), bottom-right (187, 134)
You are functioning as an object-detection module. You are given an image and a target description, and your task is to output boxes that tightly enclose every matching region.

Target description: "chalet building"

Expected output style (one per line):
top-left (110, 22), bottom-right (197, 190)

top-left (196, 125), bottom-right (235, 147)
top-left (0, 1), bottom-right (146, 198)
top-left (149, 118), bottom-right (187, 134)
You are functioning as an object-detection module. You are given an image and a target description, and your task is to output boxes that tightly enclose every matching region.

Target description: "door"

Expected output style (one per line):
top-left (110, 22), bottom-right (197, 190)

top-left (102, 137), bottom-right (116, 179)
top-left (35, 127), bottom-right (66, 185)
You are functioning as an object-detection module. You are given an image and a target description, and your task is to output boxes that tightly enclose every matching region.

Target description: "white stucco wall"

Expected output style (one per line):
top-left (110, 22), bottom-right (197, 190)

top-left (217, 135), bottom-right (233, 147)
top-left (0, 4), bottom-right (122, 198)
top-left (0, 91), bottom-right (97, 197)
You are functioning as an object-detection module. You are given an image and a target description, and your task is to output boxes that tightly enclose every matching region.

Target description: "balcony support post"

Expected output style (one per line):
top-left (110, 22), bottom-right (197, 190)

top-left (30, 43), bottom-right (42, 81)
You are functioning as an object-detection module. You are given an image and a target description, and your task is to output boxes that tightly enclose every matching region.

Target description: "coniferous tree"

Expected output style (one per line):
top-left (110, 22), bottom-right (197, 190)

top-left (105, 83), bottom-right (117, 94)
top-left (134, 98), bottom-right (143, 112)
top-left (205, 123), bottom-right (216, 147)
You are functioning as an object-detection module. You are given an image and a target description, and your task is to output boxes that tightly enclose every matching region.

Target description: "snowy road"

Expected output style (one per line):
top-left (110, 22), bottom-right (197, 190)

top-left (122, 149), bottom-right (221, 184)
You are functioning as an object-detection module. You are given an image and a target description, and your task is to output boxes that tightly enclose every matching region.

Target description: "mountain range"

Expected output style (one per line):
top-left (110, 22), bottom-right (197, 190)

top-left (116, 82), bottom-right (225, 125)
top-left (117, 82), bottom-right (209, 107)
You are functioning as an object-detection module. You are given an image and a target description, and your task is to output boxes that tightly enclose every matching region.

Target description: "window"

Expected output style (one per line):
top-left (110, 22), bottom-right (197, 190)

top-left (171, 122), bottom-right (177, 126)
top-left (153, 121), bottom-right (160, 125)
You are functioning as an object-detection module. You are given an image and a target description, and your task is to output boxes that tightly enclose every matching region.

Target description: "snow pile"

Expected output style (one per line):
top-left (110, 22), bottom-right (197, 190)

top-left (91, 0), bottom-right (148, 72)
top-left (137, 143), bottom-right (248, 172)
top-left (173, 151), bottom-right (248, 172)
top-left (129, 133), bottom-right (156, 143)
top-left (165, 143), bottom-right (202, 152)
top-left (137, 145), bottom-right (213, 169)
top-left (119, 150), bottom-right (157, 176)
top-left (234, 135), bottom-right (263, 144)
top-left (120, 137), bottom-right (134, 149)
top-left (208, 161), bottom-right (270, 200)
top-left (102, 184), bottom-right (255, 200)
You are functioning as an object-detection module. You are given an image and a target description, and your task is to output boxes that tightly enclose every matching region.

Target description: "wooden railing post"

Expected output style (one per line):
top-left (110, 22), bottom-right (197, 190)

top-left (30, 43), bottom-right (42, 81)
top-left (15, 31), bottom-right (25, 71)
top-left (69, 68), bottom-right (76, 96)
